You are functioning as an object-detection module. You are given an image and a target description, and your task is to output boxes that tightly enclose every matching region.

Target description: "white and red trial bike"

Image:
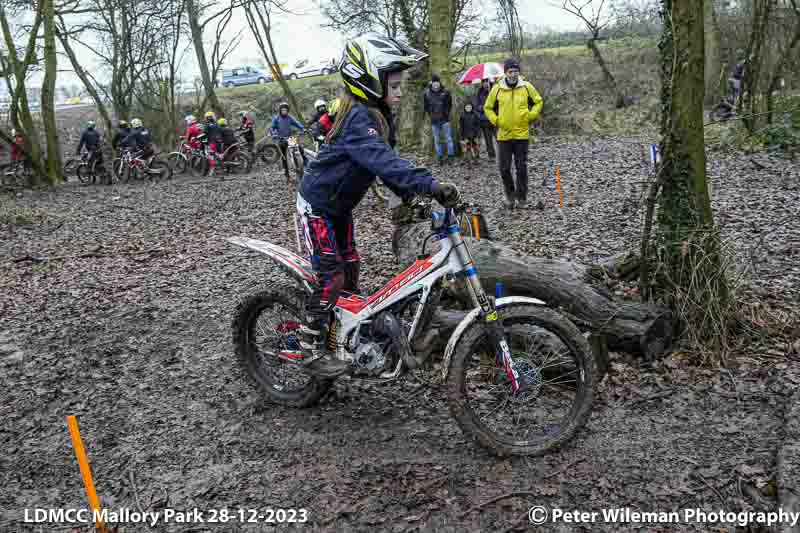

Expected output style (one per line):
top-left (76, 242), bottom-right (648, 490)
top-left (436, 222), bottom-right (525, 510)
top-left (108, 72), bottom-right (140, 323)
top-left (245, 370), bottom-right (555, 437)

top-left (229, 200), bottom-right (595, 456)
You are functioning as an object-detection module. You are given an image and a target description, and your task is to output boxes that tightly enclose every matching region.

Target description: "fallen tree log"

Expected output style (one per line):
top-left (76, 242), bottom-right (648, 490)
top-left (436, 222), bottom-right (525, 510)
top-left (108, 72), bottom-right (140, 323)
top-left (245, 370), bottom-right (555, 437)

top-left (393, 222), bottom-right (672, 360)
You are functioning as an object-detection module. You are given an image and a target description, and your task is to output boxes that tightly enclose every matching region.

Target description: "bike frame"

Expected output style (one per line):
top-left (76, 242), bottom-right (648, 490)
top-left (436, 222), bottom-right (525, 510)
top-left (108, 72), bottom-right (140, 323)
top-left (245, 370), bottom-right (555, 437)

top-left (229, 208), bottom-right (521, 389)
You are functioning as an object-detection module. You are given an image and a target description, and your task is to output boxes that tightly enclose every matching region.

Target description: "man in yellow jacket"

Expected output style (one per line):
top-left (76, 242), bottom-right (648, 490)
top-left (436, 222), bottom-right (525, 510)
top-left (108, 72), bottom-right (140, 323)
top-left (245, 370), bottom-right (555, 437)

top-left (484, 58), bottom-right (544, 209)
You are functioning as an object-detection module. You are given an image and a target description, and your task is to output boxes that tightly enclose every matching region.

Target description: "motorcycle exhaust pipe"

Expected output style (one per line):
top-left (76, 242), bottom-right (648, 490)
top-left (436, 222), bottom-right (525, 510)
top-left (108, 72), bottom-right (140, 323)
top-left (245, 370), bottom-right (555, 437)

top-left (372, 312), bottom-right (417, 370)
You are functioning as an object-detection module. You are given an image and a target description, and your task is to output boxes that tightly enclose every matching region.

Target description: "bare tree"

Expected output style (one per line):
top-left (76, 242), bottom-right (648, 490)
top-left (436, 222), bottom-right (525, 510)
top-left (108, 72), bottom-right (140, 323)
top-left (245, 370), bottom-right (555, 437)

top-left (55, 18), bottom-right (114, 135)
top-left (496, 0), bottom-right (525, 59)
top-left (767, 0), bottom-right (800, 123)
top-left (641, 0), bottom-right (728, 346)
top-left (740, 0), bottom-right (774, 133)
top-left (321, 0), bottom-right (404, 37)
top-left (186, 0), bottom-right (243, 116)
top-left (558, 0), bottom-right (629, 108)
top-left (243, 0), bottom-right (302, 118)
top-left (0, 1), bottom-right (48, 183)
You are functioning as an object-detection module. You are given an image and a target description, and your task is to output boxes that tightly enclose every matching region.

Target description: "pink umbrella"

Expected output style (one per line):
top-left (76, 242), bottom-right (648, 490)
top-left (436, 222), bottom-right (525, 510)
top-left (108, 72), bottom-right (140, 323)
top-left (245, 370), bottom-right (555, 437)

top-left (458, 62), bottom-right (504, 85)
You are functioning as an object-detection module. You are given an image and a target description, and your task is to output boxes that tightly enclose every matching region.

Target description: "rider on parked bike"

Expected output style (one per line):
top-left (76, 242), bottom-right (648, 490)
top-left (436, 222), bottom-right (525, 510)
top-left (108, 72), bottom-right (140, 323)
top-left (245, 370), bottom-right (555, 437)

top-left (10, 129), bottom-right (25, 164)
top-left (236, 111), bottom-right (256, 151)
top-left (199, 111), bottom-right (223, 175)
top-left (183, 115), bottom-right (203, 150)
top-left (124, 118), bottom-right (155, 161)
top-left (111, 120), bottom-right (132, 152)
top-left (286, 33), bottom-right (460, 378)
top-left (76, 120), bottom-right (103, 168)
top-left (270, 102), bottom-right (307, 179)
top-left (217, 117), bottom-right (239, 160)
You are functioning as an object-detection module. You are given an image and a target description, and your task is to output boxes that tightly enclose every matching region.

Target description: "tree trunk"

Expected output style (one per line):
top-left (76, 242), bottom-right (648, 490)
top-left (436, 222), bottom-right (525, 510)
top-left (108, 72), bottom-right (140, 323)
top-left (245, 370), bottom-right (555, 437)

top-left (766, 8), bottom-right (800, 124)
top-left (428, 0), bottom-right (452, 84)
top-left (40, 0), bottom-right (62, 185)
top-left (393, 223), bottom-right (673, 359)
top-left (587, 37), bottom-right (626, 108)
top-left (656, 0), bottom-right (728, 337)
top-left (186, 0), bottom-right (223, 117)
top-left (703, 0), bottom-right (722, 105)
top-left (741, 0), bottom-right (773, 133)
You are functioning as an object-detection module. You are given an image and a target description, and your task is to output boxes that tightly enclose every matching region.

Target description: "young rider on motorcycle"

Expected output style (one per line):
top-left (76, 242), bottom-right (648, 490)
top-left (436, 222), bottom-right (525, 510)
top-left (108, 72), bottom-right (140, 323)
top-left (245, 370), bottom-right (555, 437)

top-left (286, 33), bottom-right (460, 378)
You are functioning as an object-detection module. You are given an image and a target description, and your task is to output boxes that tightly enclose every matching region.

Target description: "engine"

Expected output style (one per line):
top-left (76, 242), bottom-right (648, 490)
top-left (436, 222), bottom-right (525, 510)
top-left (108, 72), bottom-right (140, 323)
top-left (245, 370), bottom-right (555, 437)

top-left (352, 338), bottom-right (389, 376)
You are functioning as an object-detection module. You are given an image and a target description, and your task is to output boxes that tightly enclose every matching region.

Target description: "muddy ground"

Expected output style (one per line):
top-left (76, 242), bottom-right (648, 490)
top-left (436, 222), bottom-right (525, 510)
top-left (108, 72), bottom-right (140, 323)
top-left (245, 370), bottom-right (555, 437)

top-left (1, 138), bottom-right (799, 532)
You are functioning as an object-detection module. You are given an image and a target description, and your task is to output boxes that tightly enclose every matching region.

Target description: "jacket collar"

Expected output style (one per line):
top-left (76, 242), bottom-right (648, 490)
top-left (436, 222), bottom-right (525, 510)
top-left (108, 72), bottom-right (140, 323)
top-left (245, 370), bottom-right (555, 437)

top-left (497, 75), bottom-right (527, 90)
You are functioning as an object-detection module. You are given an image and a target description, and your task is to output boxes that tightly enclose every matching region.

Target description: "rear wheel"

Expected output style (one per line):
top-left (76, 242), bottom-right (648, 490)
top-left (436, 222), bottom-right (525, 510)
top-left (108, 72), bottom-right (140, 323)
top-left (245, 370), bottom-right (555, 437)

top-left (232, 287), bottom-right (330, 407)
top-left (226, 152), bottom-right (250, 175)
top-left (167, 152), bottom-right (188, 174)
top-left (447, 303), bottom-right (594, 457)
top-left (189, 155), bottom-right (209, 178)
top-left (76, 163), bottom-right (94, 184)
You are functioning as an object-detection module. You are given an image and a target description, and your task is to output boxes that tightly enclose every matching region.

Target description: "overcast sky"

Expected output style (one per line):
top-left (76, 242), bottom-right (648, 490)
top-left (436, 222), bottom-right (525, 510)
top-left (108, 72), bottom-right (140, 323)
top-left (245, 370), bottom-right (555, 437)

top-left (29, 0), bottom-right (584, 87)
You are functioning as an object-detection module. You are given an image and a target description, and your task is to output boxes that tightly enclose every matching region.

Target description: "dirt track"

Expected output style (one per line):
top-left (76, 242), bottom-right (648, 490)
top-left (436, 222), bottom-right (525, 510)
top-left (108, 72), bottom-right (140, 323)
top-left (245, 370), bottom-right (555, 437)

top-left (1, 139), bottom-right (799, 532)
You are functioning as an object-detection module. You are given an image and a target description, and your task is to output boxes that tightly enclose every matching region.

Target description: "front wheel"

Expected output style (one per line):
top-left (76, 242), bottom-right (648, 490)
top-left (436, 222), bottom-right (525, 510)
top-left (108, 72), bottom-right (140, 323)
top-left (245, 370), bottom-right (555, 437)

top-left (291, 150), bottom-right (304, 179)
top-left (112, 158), bottom-right (129, 182)
top-left (147, 160), bottom-right (171, 181)
top-left (447, 303), bottom-right (594, 457)
top-left (232, 287), bottom-right (331, 407)
top-left (258, 144), bottom-right (280, 165)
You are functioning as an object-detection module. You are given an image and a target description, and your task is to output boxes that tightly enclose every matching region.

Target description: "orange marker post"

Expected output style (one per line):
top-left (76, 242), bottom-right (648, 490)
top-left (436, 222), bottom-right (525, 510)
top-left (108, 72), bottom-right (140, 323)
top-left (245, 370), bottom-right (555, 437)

top-left (471, 214), bottom-right (481, 241)
top-left (67, 416), bottom-right (108, 533)
top-left (556, 166), bottom-right (563, 209)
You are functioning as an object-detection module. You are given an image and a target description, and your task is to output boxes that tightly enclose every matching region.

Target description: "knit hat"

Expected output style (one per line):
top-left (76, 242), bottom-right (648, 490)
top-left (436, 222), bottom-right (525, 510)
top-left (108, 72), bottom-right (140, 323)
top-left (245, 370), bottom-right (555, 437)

top-left (503, 58), bottom-right (521, 72)
top-left (431, 73), bottom-right (441, 83)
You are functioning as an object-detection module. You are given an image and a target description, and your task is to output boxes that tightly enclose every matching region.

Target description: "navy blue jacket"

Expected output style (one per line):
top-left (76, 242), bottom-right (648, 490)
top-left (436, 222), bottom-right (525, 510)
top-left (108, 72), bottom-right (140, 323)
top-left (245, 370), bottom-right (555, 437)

top-left (123, 127), bottom-right (153, 149)
top-left (300, 103), bottom-right (437, 219)
top-left (77, 129), bottom-right (102, 153)
top-left (271, 114), bottom-right (305, 138)
top-left (112, 127), bottom-right (132, 149)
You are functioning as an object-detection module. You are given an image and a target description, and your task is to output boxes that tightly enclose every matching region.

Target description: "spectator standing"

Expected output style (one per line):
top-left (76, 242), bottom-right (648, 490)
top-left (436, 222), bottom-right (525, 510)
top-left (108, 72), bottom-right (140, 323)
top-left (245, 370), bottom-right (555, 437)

top-left (484, 58), bottom-right (543, 209)
top-left (458, 102), bottom-right (481, 163)
top-left (474, 78), bottom-right (497, 160)
top-left (423, 73), bottom-right (455, 165)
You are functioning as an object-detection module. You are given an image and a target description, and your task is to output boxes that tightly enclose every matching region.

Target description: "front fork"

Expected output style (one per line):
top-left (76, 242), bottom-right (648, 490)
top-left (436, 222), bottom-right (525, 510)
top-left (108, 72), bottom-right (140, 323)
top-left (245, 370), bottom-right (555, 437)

top-left (448, 225), bottom-right (521, 393)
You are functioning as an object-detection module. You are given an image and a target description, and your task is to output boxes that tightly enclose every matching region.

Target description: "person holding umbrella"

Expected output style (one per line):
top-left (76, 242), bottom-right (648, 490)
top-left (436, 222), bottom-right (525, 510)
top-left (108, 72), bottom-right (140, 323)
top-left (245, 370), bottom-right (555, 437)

top-left (484, 58), bottom-right (543, 209)
top-left (475, 78), bottom-right (496, 160)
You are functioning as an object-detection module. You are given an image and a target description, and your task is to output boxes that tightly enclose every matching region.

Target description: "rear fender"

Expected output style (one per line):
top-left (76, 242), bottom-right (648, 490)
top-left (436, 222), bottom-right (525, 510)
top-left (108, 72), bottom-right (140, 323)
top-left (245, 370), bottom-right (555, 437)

top-left (227, 236), bottom-right (316, 292)
top-left (440, 296), bottom-right (546, 382)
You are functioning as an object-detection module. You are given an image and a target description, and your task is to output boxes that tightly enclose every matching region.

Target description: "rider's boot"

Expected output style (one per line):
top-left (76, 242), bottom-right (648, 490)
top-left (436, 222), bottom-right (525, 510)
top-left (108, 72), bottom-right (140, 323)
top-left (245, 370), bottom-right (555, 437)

top-left (280, 324), bottom-right (350, 379)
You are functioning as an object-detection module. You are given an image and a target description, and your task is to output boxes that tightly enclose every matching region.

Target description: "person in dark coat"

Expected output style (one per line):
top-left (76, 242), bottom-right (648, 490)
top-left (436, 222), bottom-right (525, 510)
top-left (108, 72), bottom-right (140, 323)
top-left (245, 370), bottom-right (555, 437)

top-left (474, 78), bottom-right (496, 160)
top-left (459, 102), bottom-right (481, 161)
top-left (423, 73), bottom-right (455, 164)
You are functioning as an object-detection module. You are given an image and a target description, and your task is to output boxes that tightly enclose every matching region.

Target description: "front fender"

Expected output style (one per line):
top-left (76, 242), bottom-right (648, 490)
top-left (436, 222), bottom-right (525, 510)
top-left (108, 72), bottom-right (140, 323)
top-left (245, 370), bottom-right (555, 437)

top-left (440, 296), bottom-right (546, 382)
top-left (227, 236), bottom-right (315, 292)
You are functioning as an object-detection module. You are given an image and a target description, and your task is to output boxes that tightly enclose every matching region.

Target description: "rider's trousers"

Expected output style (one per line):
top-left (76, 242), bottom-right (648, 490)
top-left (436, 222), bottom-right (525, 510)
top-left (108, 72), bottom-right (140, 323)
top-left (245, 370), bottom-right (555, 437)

top-left (297, 194), bottom-right (360, 329)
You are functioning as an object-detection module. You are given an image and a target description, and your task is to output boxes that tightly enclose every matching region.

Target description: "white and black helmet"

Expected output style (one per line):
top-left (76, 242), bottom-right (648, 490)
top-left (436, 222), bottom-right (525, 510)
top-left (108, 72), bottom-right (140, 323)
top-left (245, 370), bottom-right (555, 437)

top-left (314, 99), bottom-right (327, 111)
top-left (339, 33), bottom-right (428, 106)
